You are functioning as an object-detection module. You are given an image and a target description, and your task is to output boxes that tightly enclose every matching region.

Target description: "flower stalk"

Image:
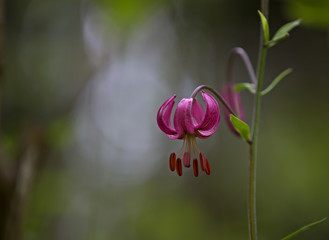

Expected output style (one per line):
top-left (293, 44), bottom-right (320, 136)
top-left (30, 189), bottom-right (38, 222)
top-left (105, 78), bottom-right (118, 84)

top-left (248, 45), bottom-right (268, 240)
top-left (226, 47), bottom-right (257, 85)
top-left (190, 85), bottom-right (236, 116)
top-left (248, 1), bottom-right (269, 239)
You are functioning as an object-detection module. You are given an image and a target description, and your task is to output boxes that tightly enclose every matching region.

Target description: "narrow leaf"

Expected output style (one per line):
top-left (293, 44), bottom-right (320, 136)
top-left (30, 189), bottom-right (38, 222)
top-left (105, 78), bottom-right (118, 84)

top-left (272, 19), bottom-right (301, 43)
top-left (258, 10), bottom-right (270, 44)
top-left (261, 68), bottom-right (292, 96)
top-left (281, 217), bottom-right (327, 240)
top-left (230, 115), bottom-right (251, 143)
top-left (268, 19), bottom-right (301, 47)
top-left (234, 83), bottom-right (255, 94)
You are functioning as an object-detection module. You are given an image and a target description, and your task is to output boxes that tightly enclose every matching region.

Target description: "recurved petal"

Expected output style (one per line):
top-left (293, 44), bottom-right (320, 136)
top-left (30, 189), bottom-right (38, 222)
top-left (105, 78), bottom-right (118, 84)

top-left (157, 95), bottom-right (177, 136)
top-left (194, 91), bottom-right (220, 138)
top-left (191, 99), bottom-right (204, 125)
top-left (221, 82), bottom-right (245, 136)
top-left (233, 91), bottom-right (245, 122)
top-left (173, 98), bottom-right (195, 136)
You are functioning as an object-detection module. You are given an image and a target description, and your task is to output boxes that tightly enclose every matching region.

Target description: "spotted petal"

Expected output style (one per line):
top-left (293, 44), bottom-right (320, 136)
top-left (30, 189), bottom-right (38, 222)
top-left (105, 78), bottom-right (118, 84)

top-left (157, 95), bottom-right (177, 136)
top-left (195, 91), bottom-right (220, 138)
top-left (192, 99), bottom-right (204, 125)
top-left (173, 98), bottom-right (195, 138)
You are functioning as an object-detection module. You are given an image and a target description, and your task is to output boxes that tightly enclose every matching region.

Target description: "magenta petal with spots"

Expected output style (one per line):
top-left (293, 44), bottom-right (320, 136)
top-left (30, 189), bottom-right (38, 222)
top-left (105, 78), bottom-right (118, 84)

top-left (173, 98), bottom-right (193, 136)
top-left (221, 82), bottom-right (245, 136)
top-left (194, 91), bottom-right (220, 138)
top-left (191, 99), bottom-right (204, 124)
top-left (157, 95), bottom-right (178, 137)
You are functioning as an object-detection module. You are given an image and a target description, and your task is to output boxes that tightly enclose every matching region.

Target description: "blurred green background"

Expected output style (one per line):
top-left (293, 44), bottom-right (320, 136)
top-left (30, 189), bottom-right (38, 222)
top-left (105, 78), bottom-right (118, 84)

top-left (1, 0), bottom-right (329, 239)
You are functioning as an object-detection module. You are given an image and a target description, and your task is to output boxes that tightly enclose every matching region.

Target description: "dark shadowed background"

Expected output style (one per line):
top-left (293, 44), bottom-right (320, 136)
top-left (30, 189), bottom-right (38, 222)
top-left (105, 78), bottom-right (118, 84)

top-left (1, 0), bottom-right (329, 239)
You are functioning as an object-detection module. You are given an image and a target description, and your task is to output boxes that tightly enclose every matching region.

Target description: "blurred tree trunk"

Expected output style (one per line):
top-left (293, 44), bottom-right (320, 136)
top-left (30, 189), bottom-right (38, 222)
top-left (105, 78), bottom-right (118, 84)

top-left (0, 0), bottom-right (3, 83)
top-left (0, 0), bottom-right (7, 238)
top-left (3, 127), bottom-right (43, 240)
top-left (0, 1), bottom-right (38, 239)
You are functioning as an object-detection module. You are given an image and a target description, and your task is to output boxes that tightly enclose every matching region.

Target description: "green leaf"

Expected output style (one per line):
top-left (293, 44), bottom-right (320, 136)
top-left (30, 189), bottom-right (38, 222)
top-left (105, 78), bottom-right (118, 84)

top-left (269, 19), bottom-right (301, 47)
top-left (258, 10), bottom-right (270, 44)
top-left (230, 115), bottom-right (251, 143)
top-left (234, 83), bottom-right (256, 94)
top-left (261, 68), bottom-right (293, 96)
top-left (281, 217), bottom-right (327, 240)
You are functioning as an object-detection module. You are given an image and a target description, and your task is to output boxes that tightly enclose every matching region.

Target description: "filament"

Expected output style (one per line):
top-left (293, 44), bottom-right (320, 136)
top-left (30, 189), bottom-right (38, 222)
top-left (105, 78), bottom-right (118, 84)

top-left (192, 137), bottom-right (201, 153)
top-left (176, 137), bottom-right (186, 157)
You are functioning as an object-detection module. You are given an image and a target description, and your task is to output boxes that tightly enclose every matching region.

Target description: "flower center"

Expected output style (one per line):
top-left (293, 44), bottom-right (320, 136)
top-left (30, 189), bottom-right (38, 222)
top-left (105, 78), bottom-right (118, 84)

top-left (169, 134), bottom-right (211, 177)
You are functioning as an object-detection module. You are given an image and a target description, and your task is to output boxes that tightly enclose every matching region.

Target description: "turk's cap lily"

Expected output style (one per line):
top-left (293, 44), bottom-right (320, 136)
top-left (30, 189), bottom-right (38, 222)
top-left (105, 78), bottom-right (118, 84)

top-left (157, 91), bottom-right (220, 140)
top-left (157, 91), bottom-right (220, 177)
top-left (221, 82), bottom-right (245, 136)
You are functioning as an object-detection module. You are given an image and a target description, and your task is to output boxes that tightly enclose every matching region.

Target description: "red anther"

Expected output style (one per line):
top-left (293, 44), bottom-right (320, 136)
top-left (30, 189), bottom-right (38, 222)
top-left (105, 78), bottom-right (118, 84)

top-left (199, 152), bottom-right (205, 171)
top-left (176, 158), bottom-right (183, 176)
top-left (204, 158), bottom-right (211, 175)
top-left (193, 158), bottom-right (199, 177)
top-left (183, 152), bottom-right (191, 168)
top-left (169, 153), bottom-right (176, 171)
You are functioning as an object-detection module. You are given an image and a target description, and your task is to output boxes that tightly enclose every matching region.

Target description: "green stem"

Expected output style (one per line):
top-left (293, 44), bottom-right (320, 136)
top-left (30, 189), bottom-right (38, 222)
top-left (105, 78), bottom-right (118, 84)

top-left (248, 0), bottom-right (269, 238)
top-left (249, 34), bottom-right (269, 240)
top-left (261, 0), bottom-right (269, 19)
top-left (248, 142), bottom-right (257, 240)
top-left (248, 45), bottom-right (268, 240)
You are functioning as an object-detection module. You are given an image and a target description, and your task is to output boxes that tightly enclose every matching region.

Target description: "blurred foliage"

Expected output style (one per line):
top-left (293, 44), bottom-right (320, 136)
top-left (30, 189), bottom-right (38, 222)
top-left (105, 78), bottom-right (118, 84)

top-left (45, 117), bottom-right (73, 150)
top-left (96, 0), bottom-right (169, 30)
top-left (284, 0), bottom-right (329, 28)
top-left (23, 168), bottom-right (68, 240)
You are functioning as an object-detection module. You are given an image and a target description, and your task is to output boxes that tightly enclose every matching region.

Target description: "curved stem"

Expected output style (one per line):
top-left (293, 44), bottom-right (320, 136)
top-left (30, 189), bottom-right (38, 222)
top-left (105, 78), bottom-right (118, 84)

top-left (190, 85), bottom-right (236, 116)
top-left (226, 47), bottom-right (257, 84)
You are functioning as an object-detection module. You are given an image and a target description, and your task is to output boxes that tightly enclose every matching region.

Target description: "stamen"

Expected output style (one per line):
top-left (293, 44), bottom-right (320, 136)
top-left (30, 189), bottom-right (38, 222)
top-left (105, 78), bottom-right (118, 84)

top-left (169, 153), bottom-right (176, 171)
top-left (191, 141), bottom-right (196, 158)
top-left (199, 152), bottom-right (211, 175)
top-left (193, 158), bottom-right (199, 177)
top-left (176, 137), bottom-right (186, 157)
top-left (183, 136), bottom-right (188, 157)
top-left (183, 152), bottom-right (191, 167)
top-left (199, 152), bottom-right (205, 171)
top-left (176, 158), bottom-right (183, 176)
top-left (188, 136), bottom-right (192, 154)
top-left (182, 136), bottom-right (192, 167)
top-left (204, 158), bottom-right (211, 175)
top-left (192, 137), bottom-right (201, 153)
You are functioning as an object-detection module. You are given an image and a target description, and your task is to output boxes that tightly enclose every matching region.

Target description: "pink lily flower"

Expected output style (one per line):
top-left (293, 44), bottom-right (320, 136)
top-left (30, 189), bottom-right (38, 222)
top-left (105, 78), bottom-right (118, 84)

top-left (157, 91), bottom-right (220, 177)
top-left (221, 82), bottom-right (245, 136)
